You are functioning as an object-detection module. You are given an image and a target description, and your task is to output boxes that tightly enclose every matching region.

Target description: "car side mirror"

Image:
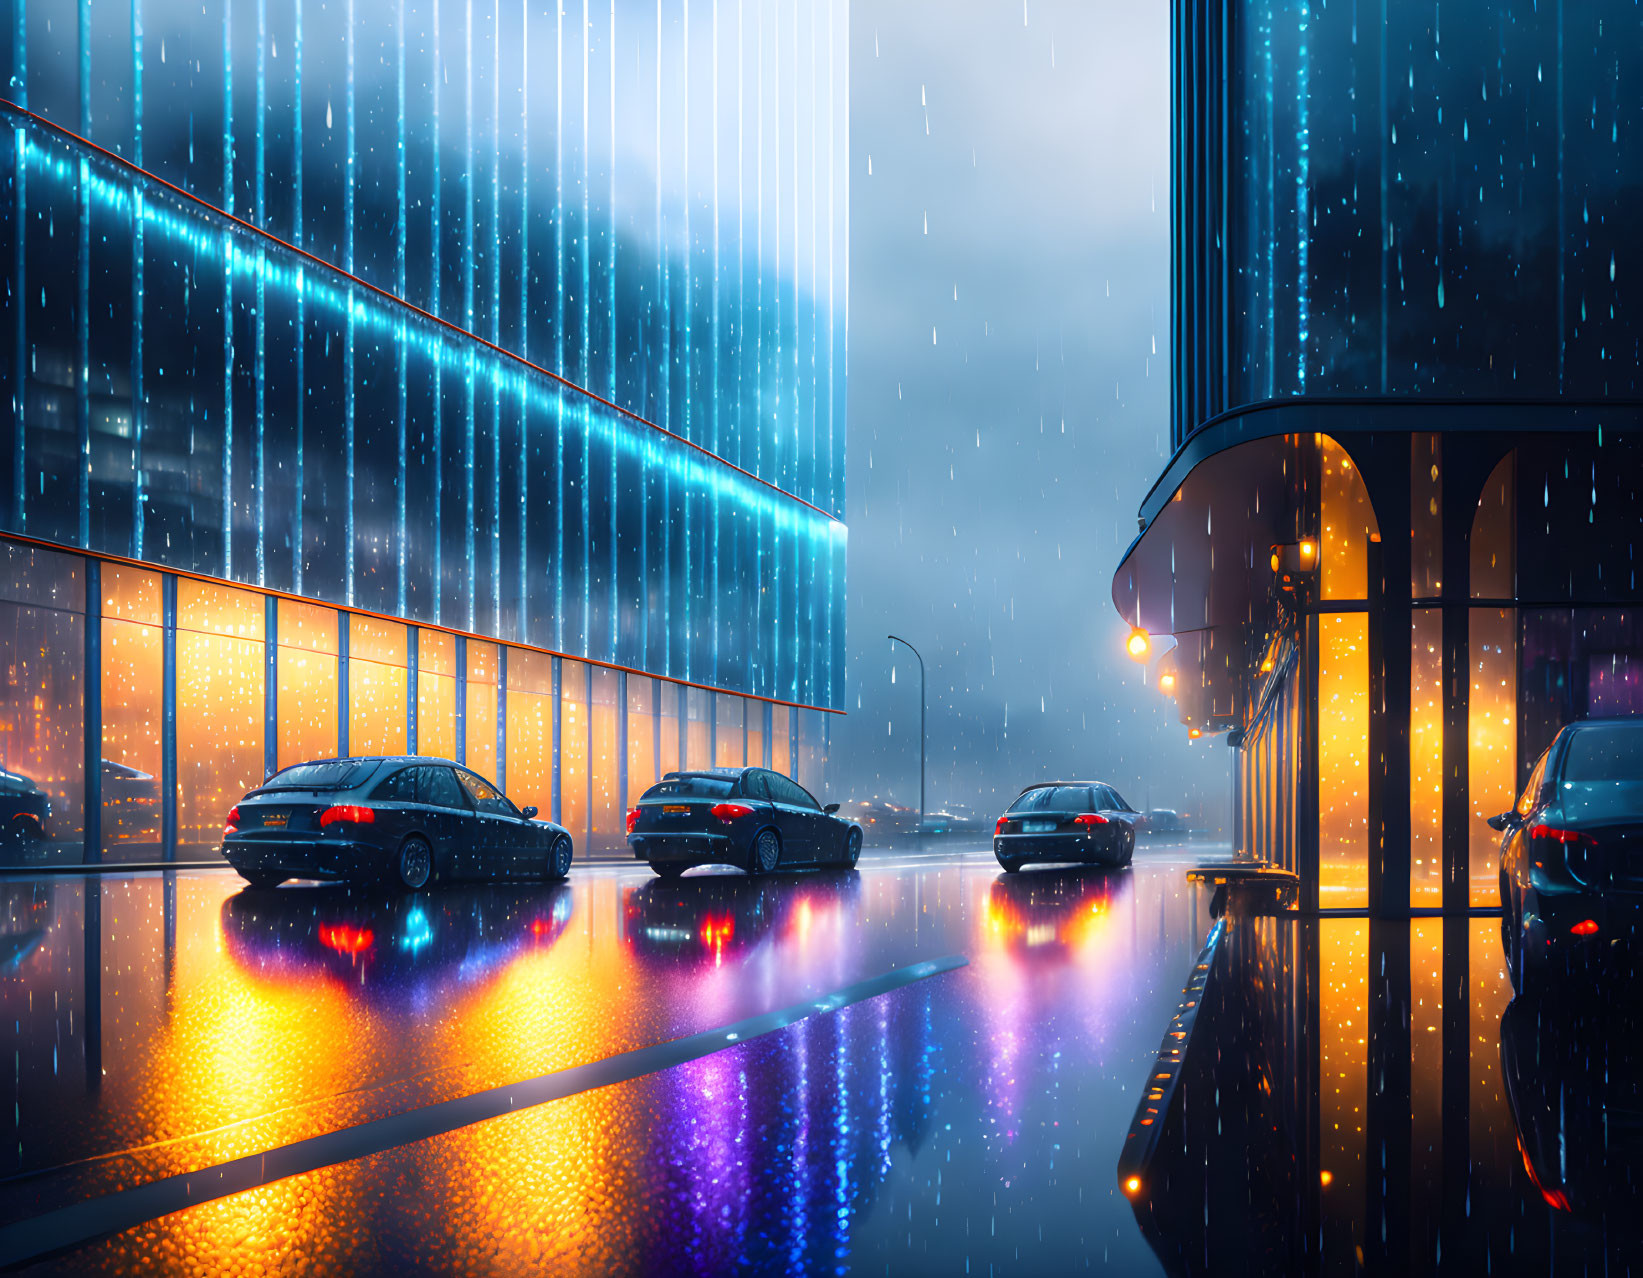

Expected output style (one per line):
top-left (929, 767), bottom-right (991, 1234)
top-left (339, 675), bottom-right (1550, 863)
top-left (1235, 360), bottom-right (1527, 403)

top-left (1486, 811), bottom-right (1516, 833)
top-left (824, 803), bottom-right (840, 815)
top-left (521, 805), bottom-right (539, 821)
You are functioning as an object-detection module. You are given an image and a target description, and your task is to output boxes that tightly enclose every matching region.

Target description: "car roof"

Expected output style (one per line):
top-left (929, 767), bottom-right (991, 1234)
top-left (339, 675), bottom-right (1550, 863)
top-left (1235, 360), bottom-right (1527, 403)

top-left (662, 767), bottom-right (752, 779)
top-left (274, 756), bottom-right (468, 771)
top-left (1015, 780), bottom-right (1112, 795)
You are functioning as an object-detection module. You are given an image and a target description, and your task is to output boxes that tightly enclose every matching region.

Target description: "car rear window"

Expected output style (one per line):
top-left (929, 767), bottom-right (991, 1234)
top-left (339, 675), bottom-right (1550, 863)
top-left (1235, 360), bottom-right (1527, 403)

top-left (261, 760), bottom-right (378, 791)
top-left (644, 776), bottom-right (737, 800)
top-left (1560, 723), bottom-right (1643, 821)
top-left (1009, 786), bottom-right (1092, 813)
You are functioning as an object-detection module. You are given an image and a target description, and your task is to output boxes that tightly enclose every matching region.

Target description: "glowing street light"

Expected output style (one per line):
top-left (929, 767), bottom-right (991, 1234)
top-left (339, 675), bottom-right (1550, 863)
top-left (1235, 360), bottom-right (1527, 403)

top-left (1126, 627), bottom-right (1151, 661)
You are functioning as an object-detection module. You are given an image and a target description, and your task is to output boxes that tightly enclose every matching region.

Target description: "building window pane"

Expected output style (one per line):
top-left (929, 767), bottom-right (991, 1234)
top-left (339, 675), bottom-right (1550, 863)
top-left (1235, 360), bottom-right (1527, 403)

top-left (0, 546), bottom-right (86, 859)
top-left (101, 566), bottom-right (163, 856)
top-left (560, 661), bottom-right (589, 840)
top-left (798, 710), bottom-right (828, 799)
top-left (591, 668), bottom-right (619, 843)
top-left (1469, 608), bottom-right (1518, 907)
top-left (417, 630), bottom-right (457, 760)
top-left (1317, 612), bottom-right (1369, 907)
top-left (1319, 436), bottom-right (1378, 602)
top-left (658, 682), bottom-right (681, 777)
top-left (1409, 609), bottom-right (1444, 906)
top-left (686, 688), bottom-right (711, 769)
top-left (746, 701), bottom-right (766, 771)
top-left (349, 615), bottom-right (408, 757)
top-left (1411, 433), bottom-right (1443, 597)
top-left (505, 649), bottom-right (554, 817)
top-left (1471, 452), bottom-right (1515, 599)
top-left (465, 641), bottom-right (498, 781)
top-left (277, 599), bottom-right (338, 770)
top-left (626, 675), bottom-right (656, 806)
top-left (177, 581), bottom-right (264, 849)
top-left (714, 694), bottom-right (744, 768)
top-left (771, 704), bottom-right (791, 777)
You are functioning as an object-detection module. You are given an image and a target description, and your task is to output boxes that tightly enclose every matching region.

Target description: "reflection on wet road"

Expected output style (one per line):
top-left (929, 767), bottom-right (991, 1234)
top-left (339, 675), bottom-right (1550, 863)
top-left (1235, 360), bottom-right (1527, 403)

top-left (3, 846), bottom-right (1618, 1274)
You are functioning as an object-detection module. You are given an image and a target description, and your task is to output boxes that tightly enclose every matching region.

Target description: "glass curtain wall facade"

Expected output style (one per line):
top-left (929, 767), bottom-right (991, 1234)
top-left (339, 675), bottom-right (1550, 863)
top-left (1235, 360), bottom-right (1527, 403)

top-left (0, 0), bottom-right (845, 864)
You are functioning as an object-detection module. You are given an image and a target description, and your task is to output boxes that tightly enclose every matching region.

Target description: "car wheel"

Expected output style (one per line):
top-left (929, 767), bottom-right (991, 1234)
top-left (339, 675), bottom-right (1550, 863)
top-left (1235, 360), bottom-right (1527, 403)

top-left (842, 827), bottom-right (862, 869)
top-left (240, 870), bottom-right (286, 890)
top-left (545, 835), bottom-right (574, 881)
top-left (651, 861), bottom-right (687, 880)
top-left (392, 836), bottom-right (433, 891)
top-left (997, 856), bottom-right (1022, 874)
top-left (749, 828), bottom-right (781, 876)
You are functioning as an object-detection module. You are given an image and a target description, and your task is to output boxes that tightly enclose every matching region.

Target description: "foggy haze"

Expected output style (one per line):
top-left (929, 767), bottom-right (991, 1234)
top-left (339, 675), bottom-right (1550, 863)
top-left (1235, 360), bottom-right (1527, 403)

top-left (840, 1), bottom-right (1230, 828)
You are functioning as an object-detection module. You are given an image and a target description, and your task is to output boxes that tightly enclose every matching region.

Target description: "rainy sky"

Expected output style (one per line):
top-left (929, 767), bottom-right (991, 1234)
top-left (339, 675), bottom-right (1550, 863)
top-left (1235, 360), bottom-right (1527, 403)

top-left (838, 0), bottom-right (1231, 825)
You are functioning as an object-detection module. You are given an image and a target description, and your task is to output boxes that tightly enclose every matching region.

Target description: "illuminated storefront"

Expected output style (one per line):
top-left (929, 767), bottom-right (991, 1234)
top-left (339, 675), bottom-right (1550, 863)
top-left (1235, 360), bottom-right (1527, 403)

top-left (1116, 2), bottom-right (1643, 914)
top-left (0, 1), bottom-right (846, 863)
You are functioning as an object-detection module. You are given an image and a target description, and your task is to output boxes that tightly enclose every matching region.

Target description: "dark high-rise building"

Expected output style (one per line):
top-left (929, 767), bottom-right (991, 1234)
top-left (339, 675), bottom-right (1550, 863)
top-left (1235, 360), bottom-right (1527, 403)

top-left (0, 0), bottom-right (848, 861)
top-left (1116, 2), bottom-right (1643, 912)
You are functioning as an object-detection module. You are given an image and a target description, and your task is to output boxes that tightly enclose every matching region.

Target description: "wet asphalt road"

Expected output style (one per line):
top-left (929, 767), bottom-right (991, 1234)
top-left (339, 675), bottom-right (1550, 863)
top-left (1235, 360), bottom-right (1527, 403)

top-left (0, 843), bottom-right (1598, 1275)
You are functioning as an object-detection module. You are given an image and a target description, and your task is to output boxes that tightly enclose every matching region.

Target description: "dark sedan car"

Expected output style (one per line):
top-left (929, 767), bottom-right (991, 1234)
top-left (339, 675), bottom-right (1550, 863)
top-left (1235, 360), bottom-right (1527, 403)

top-left (627, 766), bottom-right (862, 878)
top-left (222, 756), bottom-right (573, 890)
top-left (992, 782), bottom-right (1139, 873)
top-left (1494, 717), bottom-right (1643, 992)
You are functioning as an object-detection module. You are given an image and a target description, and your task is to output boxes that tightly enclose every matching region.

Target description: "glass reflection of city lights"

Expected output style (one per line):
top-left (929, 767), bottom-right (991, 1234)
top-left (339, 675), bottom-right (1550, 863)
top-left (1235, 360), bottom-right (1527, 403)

top-left (1126, 628), bottom-right (1151, 660)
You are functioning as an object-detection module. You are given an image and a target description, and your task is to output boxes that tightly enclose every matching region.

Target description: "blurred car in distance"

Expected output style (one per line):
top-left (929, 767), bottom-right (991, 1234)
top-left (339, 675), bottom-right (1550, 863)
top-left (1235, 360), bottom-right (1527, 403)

top-left (0, 770), bottom-right (50, 845)
top-left (992, 782), bottom-right (1141, 873)
top-left (1141, 809), bottom-right (1191, 837)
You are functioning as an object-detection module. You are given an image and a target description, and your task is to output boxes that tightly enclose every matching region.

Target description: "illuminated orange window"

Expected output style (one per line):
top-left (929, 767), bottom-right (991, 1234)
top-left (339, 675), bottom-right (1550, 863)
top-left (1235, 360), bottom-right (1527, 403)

top-left (685, 688), bottom-right (711, 770)
top-left (1410, 434), bottom-right (1443, 598)
top-left (591, 669), bottom-right (620, 837)
top-left (625, 674), bottom-right (657, 806)
top-left (276, 599), bottom-right (338, 770)
top-left (417, 629), bottom-right (457, 760)
top-left (1469, 452), bottom-right (1517, 906)
top-left (465, 641), bottom-right (498, 781)
top-left (177, 581), bottom-right (265, 845)
top-left (1409, 610), bottom-right (1444, 907)
top-left (101, 566), bottom-right (163, 850)
top-left (1318, 435), bottom-right (1379, 602)
top-left (505, 648), bottom-right (554, 817)
top-left (771, 704), bottom-right (791, 777)
top-left (348, 615), bottom-right (408, 757)
top-left (746, 703), bottom-right (766, 771)
top-left (560, 661), bottom-right (589, 837)
top-left (658, 682), bottom-right (681, 777)
top-left (714, 694), bottom-right (745, 768)
top-left (1319, 920), bottom-right (1368, 1259)
top-left (1317, 613), bottom-right (1369, 907)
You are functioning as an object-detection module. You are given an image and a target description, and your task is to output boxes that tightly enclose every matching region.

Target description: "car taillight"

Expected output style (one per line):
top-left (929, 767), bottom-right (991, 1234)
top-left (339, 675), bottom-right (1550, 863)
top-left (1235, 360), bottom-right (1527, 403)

top-left (626, 806), bottom-right (641, 833)
top-left (223, 805), bottom-right (241, 837)
top-left (1529, 823), bottom-right (1597, 847)
top-left (995, 816), bottom-right (1008, 835)
top-left (711, 803), bottom-right (754, 822)
top-left (1074, 813), bottom-right (1109, 826)
top-left (1570, 918), bottom-right (1600, 936)
top-left (319, 805), bottom-right (376, 828)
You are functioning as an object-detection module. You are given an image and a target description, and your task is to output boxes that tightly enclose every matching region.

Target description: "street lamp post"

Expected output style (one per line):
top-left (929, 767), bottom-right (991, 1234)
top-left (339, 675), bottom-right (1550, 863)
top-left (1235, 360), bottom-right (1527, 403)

top-left (887, 634), bottom-right (926, 834)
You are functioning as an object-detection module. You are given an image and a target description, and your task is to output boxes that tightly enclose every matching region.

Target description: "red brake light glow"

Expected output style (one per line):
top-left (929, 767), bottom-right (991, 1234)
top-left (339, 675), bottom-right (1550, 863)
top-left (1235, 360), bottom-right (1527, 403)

top-left (223, 805), bottom-right (241, 837)
top-left (1074, 813), bottom-right (1109, 826)
top-left (1570, 918), bottom-right (1600, 936)
top-left (711, 803), bottom-right (754, 822)
top-left (1529, 824), bottom-right (1597, 847)
top-left (319, 805), bottom-right (376, 828)
top-left (995, 816), bottom-right (1008, 835)
top-left (626, 806), bottom-right (641, 833)
top-left (318, 924), bottom-right (375, 955)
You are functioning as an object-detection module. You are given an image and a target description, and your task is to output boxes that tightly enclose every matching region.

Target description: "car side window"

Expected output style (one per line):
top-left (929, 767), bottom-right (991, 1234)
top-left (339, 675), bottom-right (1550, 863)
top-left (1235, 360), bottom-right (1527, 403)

top-left (372, 768), bottom-right (419, 802)
top-left (744, 771), bottom-right (771, 801)
top-left (1516, 751), bottom-right (1549, 817)
top-left (786, 778), bottom-right (822, 811)
top-left (1107, 788), bottom-right (1135, 812)
top-left (1092, 786), bottom-right (1116, 810)
top-left (459, 770), bottom-right (517, 817)
top-left (419, 767), bottom-right (469, 810)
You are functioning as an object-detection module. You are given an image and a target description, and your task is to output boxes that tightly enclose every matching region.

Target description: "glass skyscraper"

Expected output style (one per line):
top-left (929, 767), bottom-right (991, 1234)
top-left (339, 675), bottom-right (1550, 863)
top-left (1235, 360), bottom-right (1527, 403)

top-left (1120, 0), bottom-right (1643, 914)
top-left (0, 0), bottom-right (848, 861)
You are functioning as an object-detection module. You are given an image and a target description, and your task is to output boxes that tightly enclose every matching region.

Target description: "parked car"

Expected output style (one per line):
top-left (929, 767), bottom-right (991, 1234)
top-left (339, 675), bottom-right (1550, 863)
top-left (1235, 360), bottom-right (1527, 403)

top-left (1142, 808), bottom-right (1190, 837)
top-left (627, 766), bottom-right (862, 878)
top-left (222, 756), bottom-right (573, 891)
top-left (836, 799), bottom-right (918, 843)
top-left (1493, 717), bottom-right (1643, 992)
top-left (0, 769), bottom-right (49, 845)
top-left (992, 782), bottom-right (1140, 873)
top-left (102, 759), bottom-right (161, 844)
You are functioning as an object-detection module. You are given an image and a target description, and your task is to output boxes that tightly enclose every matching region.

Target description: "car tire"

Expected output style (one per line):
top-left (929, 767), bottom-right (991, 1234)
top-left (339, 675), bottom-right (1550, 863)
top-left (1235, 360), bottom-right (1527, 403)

top-left (651, 861), bottom-right (688, 879)
top-left (749, 828), bottom-right (781, 876)
top-left (842, 827), bottom-right (862, 869)
top-left (240, 870), bottom-right (286, 890)
top-left (392, 836), bottom-right (433, 892)
top-left (1121, 829), bottom-right (1135, 867)
top-left (997, 856), bottom-right (1023, 874)
top-left (545, 835), bottom-right (574, 881)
